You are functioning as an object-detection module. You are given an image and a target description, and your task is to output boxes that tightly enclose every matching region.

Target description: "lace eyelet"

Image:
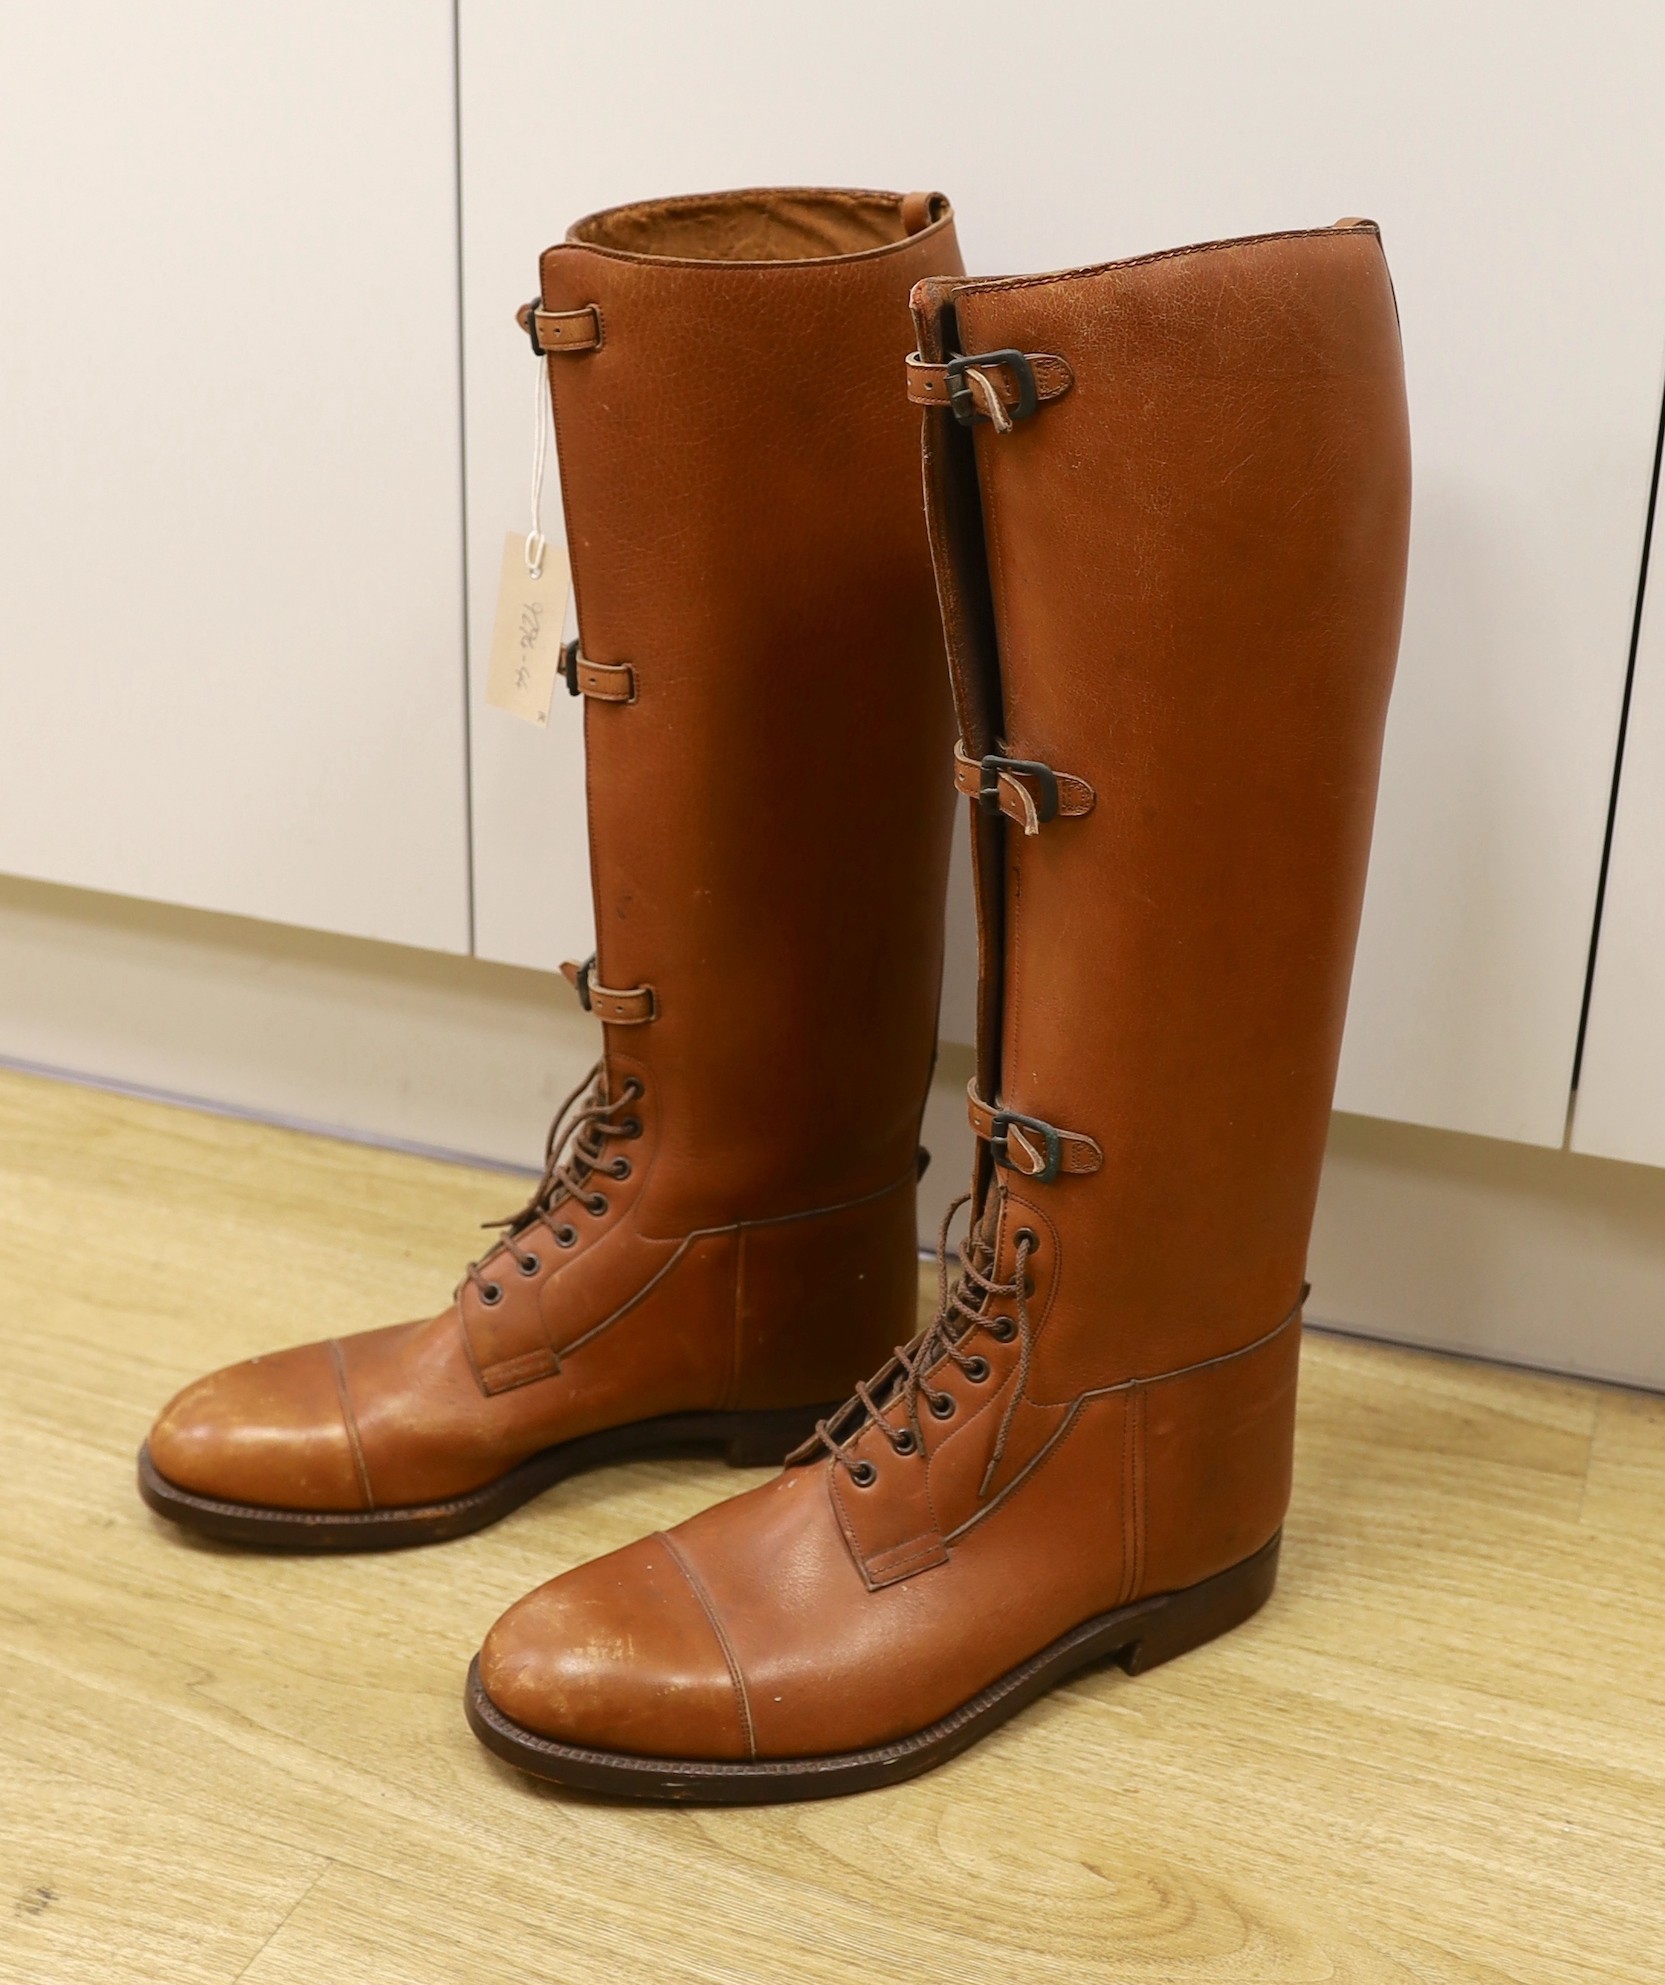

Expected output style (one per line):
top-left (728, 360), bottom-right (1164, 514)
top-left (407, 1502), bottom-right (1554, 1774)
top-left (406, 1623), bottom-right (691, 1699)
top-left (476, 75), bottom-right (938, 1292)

top-left (555, 1225), bottom-right (578, 1248)
top-left (991, 1317), bottom-right (1017, 1342)
top-left (518, 1254), bottom-right (541, 1277)
top-left (586, 1193), bottom-right (608, 1217)
top-left (609, 1157), bottom-right (632, 1180)
top-left (1014, 1227), bottom-right (1039, 1253)
top-left (850, 1459), bottom-right (878, 1487)
top-left (965, 1356), bottom-right (991, 1382)
top-left (479, 1282), bottom-right (503, 1306)
top-left (620, 1116), bottom-right (643, 1139)
top-left (929, 1393), bottom-right (956, 1420)
top-left (891, 1429), bottom-right (918, 1456)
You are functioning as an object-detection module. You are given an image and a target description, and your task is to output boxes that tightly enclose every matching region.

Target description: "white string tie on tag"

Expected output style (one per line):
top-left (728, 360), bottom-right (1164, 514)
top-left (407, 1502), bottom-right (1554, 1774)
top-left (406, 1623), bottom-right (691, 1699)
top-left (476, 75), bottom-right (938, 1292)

top-left (526, 356), bottom-right (550, 579)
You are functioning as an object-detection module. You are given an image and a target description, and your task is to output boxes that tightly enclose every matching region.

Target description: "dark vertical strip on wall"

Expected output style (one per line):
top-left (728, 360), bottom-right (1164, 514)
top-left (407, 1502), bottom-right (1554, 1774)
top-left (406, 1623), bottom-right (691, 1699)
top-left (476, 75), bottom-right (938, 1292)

top-left (1570, 364), bottom-right (1665, 1101)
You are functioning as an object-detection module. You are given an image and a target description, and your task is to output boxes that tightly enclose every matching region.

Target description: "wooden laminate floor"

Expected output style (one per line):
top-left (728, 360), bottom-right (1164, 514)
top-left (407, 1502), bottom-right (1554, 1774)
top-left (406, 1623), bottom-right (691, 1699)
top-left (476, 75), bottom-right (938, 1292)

top-left (1, 1067), bottom-right (1661, 1983)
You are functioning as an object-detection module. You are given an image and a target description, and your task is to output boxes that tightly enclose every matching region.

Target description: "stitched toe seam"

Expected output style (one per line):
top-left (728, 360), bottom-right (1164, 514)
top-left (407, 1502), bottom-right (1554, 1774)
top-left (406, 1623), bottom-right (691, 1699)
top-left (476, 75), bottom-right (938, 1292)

top-left (328, 1339), bottom-right (376, 1511)
top-left (659, 1531), bottom-right (757, 1760)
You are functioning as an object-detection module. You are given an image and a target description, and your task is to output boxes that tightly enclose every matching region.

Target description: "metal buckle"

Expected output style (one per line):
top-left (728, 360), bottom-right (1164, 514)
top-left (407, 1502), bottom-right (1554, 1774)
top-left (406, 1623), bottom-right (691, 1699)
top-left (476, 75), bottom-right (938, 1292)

top-left (572, 954), bottom-right (595, 1011)
top-left (559, 637), bottom-right (581, 697)
top-left (522, 299), bottom-right (546, 356)
top-left (989, 1109), bottom-right (1064, 1184)
top-left (945, 349), bottom-right (1039, 427)
top-left (979, 754), bottom-right (1060, 824)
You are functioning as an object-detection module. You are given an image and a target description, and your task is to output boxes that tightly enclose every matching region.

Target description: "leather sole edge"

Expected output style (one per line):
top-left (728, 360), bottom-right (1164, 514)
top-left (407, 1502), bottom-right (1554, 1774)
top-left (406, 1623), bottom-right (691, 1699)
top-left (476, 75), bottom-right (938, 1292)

top-left (463, 1530), bottom-right (1282, 1803)
top-left (134, 1402), bottom-right (837, 1552)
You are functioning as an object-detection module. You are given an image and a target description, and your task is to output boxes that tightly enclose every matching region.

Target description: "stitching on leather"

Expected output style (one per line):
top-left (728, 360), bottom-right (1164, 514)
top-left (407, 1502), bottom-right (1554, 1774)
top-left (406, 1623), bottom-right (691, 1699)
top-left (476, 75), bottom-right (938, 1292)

top-left (1133, 1385), bottom-right (1148, 1600)
top-left (726, 1227), bottom-right (746, 1414)
top-left (636, 1152), bottom-right (916, 1248)
top-left (1117, 1392), bottom-right (1134, 1607)
top-left (327, 1339), bottom-right (375, 1512)
top-left (488, 1162), bottom-right (924, 1390)
top-left (1135, 1294), bottom-right (1305, 1393)
top-left (941, 1299), bottom-right (1305, 1544)
top-left (866, 1537), bottom-right (949, 1580)
top-left (943, 1396), bottom-right (1084, 1546)
top-left (555, 1232), bottom-right (697, 1363)
top-left (827, 1465), bottom-right (861, 1573)
top-left (976, 435), bottom-right (1026, 1050)
top-left (955, 225), bottom-right (1377, 305)
top-left (538, 296), bottom-right (608, 995)
top-left (660, 1532), bottom-right (757, 1760)
top-left (479, 1348), bottom-right (559, 1392)
top-left (1026, 1289), bottom-right (1305, 1411)
top-left (829, 1453), bottom-right (946, 1589)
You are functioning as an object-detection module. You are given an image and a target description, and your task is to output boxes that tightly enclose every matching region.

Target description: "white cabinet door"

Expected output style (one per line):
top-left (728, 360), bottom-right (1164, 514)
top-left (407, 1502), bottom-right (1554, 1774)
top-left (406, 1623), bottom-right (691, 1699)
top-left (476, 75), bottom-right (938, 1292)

top-left (0, 3), bottom-right (470, 952)
top-left (458, 0), bottom-right (1662, 1150)
top-left (1571, 449), bottom-right (1665, 1167)
top-left (455, 3), bottom-right (592, 973)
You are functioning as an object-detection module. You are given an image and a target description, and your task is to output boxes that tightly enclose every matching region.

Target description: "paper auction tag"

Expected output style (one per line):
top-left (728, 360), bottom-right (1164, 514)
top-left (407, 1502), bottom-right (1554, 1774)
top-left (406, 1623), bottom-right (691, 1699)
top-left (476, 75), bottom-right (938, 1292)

top-left (485, 531), bottom-right (570, 726)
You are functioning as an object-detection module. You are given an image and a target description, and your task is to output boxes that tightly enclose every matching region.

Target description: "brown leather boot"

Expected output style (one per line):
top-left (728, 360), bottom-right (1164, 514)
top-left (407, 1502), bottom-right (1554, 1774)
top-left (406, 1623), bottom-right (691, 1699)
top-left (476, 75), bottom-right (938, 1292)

top-left (138, 188), bottom-right (963, 1548)
top-left (467, 221), bottom-right (1412, 1797)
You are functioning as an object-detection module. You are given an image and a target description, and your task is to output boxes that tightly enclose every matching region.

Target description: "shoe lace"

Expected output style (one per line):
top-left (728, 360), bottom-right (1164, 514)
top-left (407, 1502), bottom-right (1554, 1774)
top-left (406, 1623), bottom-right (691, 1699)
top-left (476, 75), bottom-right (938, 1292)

top-left (457, 1061), bottom-right (641, 1307)
top-left (804, 1193), bottom-right (1035, 1501)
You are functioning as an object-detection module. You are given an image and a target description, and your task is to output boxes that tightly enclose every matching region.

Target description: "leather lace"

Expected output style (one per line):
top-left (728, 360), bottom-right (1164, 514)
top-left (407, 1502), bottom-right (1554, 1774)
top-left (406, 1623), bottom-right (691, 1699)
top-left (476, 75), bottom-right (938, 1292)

top-left (458, 1062), bottom-right (641, 1310)
top-left (804, 1194), bottom-right (1035, 1500)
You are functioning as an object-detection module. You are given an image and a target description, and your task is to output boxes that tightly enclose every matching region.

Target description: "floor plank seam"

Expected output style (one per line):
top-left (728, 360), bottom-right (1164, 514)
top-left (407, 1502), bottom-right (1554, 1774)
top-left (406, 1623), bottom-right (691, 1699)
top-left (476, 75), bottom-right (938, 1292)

top-left (228, 1857), bottom-right (335, 1984)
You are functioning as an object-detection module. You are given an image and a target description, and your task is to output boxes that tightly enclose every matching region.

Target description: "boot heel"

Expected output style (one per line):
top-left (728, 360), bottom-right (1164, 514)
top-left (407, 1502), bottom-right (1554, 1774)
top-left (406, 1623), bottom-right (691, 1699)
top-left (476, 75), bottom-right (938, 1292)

top-left (721, 1403), bottom-right (837, 1469)
top-left (1117, 1532), bottom-right (1282, 1676)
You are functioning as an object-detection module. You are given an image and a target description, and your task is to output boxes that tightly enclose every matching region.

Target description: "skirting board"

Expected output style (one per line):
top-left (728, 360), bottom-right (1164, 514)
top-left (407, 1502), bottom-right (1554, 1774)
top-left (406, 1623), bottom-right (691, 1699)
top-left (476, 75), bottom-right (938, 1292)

top-left (2, 872), bottom-right (1661, 1391)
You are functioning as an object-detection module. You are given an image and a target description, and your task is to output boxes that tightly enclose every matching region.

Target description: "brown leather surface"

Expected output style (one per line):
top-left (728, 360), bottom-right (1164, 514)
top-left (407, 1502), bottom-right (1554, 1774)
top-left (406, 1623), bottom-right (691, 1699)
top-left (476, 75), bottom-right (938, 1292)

top-left (481, 1532), bottom-right (754, 1760)
top-left (148, 1339), bottom-right (367, 1511)
top-left (145, 189), bottom-right (963, 1519)
top-left (479, 221), bottom-right (1410, 1763)
top-left (955, 225), bottom-right (1409, 1392)
top-left (539, 185), bottom-right (962, 1230)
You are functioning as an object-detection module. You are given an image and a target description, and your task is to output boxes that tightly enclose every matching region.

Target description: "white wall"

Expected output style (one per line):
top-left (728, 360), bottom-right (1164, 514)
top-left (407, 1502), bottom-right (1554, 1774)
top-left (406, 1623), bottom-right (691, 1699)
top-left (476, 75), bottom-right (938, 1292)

top-left (0, 3), bottom-right (472, 952)
top-left (454, 0), bottom-right (1665, 1154)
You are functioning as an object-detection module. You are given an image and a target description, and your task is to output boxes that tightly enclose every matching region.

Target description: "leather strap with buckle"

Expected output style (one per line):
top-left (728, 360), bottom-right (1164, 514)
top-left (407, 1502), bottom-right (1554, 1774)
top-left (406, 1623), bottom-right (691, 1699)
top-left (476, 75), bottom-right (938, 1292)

top-left (561, 956), bottom-right (656, 1025)
top-left (558, 640), bottom-right (636, 704)
top-left (906, 349), bottom-right (1074, 425)
top-left (967, 1083), bottom-right (1101, 1184)
top-left (517, 300), bottom-right (603, 355)
top-left (952, 742), bottom-right (1094, 835)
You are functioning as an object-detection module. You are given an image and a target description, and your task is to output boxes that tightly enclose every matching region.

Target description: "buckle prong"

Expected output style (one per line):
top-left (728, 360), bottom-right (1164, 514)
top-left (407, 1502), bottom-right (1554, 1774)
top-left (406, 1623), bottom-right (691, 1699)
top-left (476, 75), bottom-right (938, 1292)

top-left (945, 349), bottom-right (1039, 427)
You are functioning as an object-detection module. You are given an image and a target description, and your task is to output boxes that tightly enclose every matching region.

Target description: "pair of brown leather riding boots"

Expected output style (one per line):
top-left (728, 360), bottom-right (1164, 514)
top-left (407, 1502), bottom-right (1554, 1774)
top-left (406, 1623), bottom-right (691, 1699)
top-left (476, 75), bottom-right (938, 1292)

top-left (139, 187), bottom-right (1410, 1803)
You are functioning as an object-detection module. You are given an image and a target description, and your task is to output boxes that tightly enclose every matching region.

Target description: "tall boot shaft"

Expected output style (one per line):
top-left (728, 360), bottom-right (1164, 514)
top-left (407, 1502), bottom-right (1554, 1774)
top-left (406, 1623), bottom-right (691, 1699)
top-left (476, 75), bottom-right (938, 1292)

top-left (470, 219), bottom-right (1415, 1798)
top-left (138, 190), bottom-right (964, 1549)
top-left (536, 189), bottom-right (963, 1226)
top-left (913, 223), bottom-right (1411, 1389)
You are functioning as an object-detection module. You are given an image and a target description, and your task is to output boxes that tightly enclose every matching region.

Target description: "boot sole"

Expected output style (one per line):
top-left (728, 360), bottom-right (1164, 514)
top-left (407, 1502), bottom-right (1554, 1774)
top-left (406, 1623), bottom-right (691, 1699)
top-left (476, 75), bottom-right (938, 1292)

top-left (465, 1529), bottom-right (1281, 1803)
top-left (134, 1402), bottom-right (836, 1552)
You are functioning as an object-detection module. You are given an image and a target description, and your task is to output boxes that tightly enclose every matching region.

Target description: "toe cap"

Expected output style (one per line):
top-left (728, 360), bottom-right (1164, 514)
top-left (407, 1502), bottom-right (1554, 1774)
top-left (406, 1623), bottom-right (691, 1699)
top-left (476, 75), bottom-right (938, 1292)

top-left (479, 1533), bottom-right (752, 1761)
top-left (146, 1339), bottom-right (367, 1511)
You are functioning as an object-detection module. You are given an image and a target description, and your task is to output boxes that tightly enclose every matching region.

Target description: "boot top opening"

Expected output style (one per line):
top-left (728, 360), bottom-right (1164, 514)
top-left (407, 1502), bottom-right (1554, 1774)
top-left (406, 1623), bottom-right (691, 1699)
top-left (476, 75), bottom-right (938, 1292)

top-left (567, 188), bottom-right (949, 264)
